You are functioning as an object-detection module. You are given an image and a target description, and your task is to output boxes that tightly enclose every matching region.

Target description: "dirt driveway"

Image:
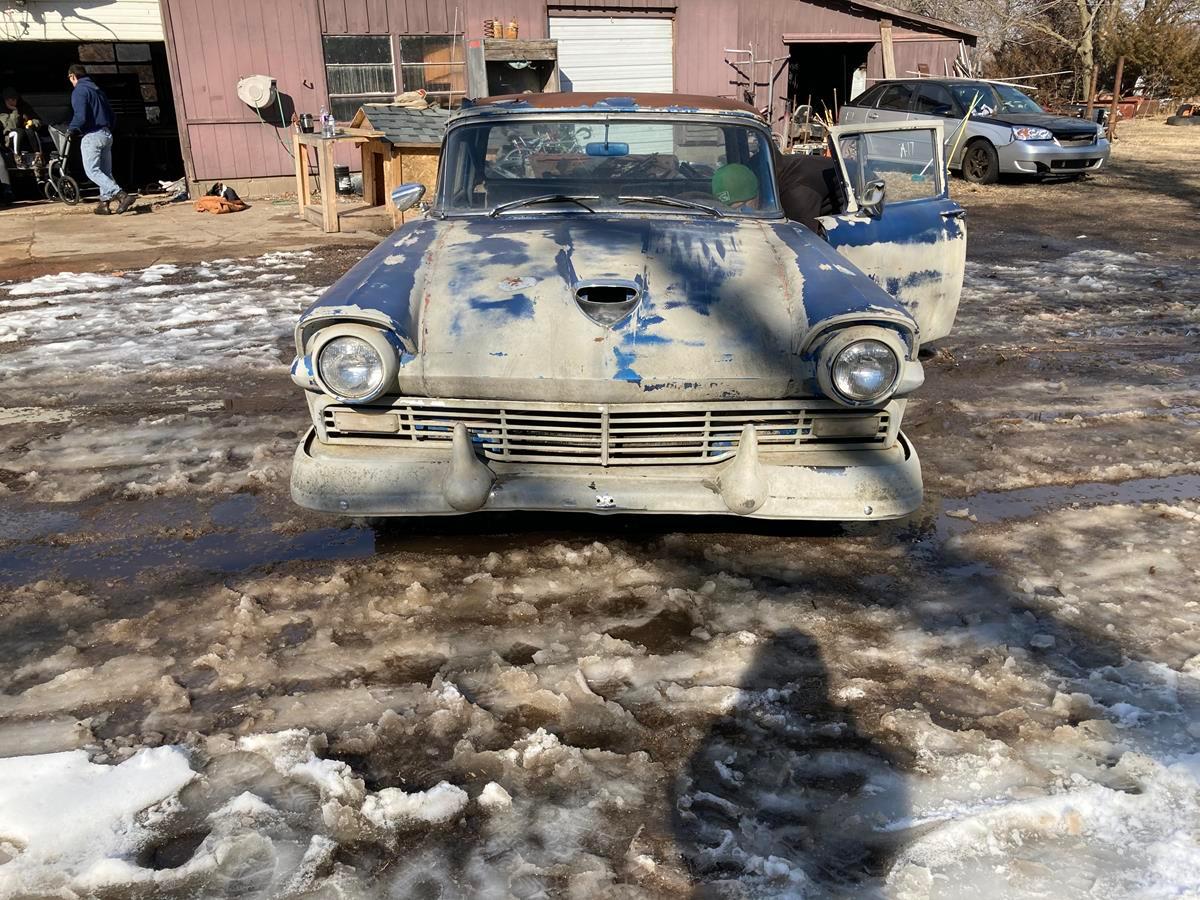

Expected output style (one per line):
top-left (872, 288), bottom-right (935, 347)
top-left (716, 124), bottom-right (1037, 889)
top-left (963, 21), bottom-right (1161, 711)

top-left (0, 120), bottom-right (1197, 898)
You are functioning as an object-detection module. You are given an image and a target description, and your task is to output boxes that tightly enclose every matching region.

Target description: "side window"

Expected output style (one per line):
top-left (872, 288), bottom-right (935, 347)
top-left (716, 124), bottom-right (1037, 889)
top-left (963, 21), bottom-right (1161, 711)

top-left (851, 84), bottom-right (885, 108)
top-left (914, 83), bottom-right (957, 117)
top-left (838, 127), bottom-right (942, 205)
top-left (876, 83), bottom-right (914, 112)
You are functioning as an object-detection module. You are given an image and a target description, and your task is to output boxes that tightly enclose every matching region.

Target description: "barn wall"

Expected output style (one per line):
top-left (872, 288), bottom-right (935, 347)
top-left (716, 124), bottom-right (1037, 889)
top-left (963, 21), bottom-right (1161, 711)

top-left (891, 38), bottom-right (961, 79)
top-left (161, 0), bottom-right (329, 181)
top-left (319, 0), bottom-right (550, 38)
top-left (675, 0), bottom-right (738, 98)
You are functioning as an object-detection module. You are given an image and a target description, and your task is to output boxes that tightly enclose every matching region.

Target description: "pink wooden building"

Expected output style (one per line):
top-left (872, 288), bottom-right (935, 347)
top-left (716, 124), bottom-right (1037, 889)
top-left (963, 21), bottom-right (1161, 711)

top-left (159, 0), bottom-right (976, 189)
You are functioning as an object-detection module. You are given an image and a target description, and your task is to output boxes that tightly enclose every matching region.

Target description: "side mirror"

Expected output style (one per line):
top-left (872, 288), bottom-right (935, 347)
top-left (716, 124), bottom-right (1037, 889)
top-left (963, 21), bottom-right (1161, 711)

top-left (859, 179), bottom-right (886, 219)
top-left (390, 182), bottom-right (426, 212)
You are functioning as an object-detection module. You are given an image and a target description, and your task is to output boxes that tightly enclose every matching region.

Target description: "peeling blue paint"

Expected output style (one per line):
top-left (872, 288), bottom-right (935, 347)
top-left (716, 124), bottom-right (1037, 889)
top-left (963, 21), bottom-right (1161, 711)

top-left (298, 218), bottom-right (441, 347)
top-left (885, 268), bottom-right (942, 297)
top-left (469, 293), bottom-right (535, 317)
top-left (824, 198), bottom-right (964, 250)
top-left (612, 347), bottom-right (641, 383)
top-left (767, 221), bottom-right (913, 333)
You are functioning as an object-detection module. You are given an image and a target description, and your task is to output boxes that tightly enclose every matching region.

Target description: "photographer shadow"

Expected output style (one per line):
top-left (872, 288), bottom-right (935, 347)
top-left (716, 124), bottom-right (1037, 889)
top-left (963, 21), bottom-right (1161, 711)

top-left (671, 628), bottom-right (908, 896)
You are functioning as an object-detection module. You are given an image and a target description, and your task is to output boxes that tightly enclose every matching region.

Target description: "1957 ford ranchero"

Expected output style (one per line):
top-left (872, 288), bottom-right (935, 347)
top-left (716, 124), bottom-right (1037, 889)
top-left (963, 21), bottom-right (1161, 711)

top-left (289, 92), bottom-right (965, 520)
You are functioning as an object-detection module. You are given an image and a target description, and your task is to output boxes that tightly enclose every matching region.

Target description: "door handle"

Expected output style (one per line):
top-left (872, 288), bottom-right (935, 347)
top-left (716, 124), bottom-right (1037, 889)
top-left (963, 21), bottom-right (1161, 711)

top-left (940, 208), bottom-right (966, 219)
top-left (866, 112), bottom-right (879, 120)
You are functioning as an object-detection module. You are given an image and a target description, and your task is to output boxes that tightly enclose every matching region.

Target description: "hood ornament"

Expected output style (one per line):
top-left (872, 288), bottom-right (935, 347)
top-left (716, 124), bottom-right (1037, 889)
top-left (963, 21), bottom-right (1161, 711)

top-left (573, 279), bottom-right (641, 327)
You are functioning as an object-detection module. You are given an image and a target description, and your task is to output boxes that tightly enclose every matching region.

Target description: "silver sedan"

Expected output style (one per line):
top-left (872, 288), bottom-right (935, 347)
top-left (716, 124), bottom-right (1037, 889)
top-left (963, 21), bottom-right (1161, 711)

top-left (841, 78), bottom-right (1110, 184)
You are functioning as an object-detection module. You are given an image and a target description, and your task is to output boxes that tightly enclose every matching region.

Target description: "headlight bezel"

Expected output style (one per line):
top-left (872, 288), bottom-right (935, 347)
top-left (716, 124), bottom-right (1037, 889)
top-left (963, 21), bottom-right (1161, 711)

top-left (1012, 126), bottom-right (1054, 141)
top-left (816, 326), bottom-right (906, 408)
top-left (310, 323), bottom-right (398, 404)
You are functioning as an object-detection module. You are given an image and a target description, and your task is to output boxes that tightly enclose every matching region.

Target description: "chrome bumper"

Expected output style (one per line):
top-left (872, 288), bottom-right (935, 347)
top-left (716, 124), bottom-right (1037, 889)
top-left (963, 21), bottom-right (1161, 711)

top-left (290, 426), bottom-right (923, 520)
top-left (997, 137), bottom-right (1110, 175)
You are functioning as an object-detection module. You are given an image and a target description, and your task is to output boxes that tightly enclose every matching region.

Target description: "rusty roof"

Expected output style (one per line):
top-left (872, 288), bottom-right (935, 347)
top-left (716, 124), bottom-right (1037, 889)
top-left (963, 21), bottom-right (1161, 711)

top-left (463, 92), bottom-right (762, 116)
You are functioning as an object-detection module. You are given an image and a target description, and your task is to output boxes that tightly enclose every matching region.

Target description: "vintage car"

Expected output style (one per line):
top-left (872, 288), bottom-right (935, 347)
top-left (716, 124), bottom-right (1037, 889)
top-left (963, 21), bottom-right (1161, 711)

top-left (290, 93), bottom-right (965, 520)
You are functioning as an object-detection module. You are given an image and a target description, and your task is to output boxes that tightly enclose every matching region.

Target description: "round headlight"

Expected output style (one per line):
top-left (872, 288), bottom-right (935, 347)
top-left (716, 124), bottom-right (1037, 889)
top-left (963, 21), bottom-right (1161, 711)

top-left (318, 335), bottom-right (385, 400)
top-left (831, 339), bottom-right (899, 403)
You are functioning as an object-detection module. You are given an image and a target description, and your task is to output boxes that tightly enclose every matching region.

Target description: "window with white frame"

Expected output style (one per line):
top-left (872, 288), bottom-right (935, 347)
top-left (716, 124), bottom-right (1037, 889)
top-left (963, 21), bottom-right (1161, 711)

top-left (323, 35), bottom-right (395, 121)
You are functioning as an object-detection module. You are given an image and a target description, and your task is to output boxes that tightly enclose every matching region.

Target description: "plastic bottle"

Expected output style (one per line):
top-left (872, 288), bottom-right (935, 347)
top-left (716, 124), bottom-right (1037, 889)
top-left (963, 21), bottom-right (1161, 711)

top-left (319, 106), bottom-right (335, 138)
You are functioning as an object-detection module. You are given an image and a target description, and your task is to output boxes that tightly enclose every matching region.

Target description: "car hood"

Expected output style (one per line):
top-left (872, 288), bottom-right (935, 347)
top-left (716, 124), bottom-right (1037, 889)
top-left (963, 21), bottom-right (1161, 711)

top-left (976, 111), bottom-right (1100, 139)
top-left (300, 215), bottom-right (913, 403)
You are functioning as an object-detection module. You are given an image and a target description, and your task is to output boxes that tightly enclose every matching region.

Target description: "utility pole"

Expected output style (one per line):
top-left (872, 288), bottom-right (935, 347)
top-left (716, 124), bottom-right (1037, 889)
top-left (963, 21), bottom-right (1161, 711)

top-left (1107, 55), bottom-right (1124, 141)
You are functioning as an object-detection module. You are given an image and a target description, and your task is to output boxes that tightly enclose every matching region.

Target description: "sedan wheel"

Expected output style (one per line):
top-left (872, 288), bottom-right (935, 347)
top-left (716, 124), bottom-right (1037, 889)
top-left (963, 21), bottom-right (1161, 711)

top-left (962, 142), bottom-right (999, 185)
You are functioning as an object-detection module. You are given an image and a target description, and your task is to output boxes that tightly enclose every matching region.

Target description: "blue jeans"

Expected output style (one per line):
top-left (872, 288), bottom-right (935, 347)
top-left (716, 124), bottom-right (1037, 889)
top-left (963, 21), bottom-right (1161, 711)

top-left (80, 128), bottom-right (122, 200)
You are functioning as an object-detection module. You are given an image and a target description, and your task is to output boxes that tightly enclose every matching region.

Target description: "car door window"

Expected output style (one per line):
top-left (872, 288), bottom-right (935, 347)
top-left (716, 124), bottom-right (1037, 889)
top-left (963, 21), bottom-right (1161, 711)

top-left (914, 83), bottom-right (957, 117)
top-left (838, 127), bottom-right (942, 205)
top-left (876, 83), bottom-right (915, 112)
top-left (851, 84), bottom-right (886, 108)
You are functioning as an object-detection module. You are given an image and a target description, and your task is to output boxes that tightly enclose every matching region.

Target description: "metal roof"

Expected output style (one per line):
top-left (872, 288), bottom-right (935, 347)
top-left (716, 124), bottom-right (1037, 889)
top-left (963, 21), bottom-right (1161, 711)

top-left (356, 104), bottom-right (451, 146)
top-left (845, 0), bottom-right (980, 39)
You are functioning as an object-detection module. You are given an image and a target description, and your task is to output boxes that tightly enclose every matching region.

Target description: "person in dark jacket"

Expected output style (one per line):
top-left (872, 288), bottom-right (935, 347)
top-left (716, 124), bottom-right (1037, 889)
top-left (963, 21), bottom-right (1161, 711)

top-left (772, 145), bottom-right (844, 235)
top-left (67, 64), bottom-right (134, 215)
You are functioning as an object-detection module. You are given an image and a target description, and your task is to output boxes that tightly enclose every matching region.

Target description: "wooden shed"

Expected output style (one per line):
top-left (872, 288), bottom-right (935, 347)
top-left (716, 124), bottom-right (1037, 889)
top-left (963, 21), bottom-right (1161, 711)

top-left (349, 104), bottom-right (450, 226)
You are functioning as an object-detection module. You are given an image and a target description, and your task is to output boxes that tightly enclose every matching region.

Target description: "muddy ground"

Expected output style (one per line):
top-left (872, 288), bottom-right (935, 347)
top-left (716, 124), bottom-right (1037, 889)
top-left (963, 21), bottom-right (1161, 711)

top-left (0, 120), bottom-right (1198, 898)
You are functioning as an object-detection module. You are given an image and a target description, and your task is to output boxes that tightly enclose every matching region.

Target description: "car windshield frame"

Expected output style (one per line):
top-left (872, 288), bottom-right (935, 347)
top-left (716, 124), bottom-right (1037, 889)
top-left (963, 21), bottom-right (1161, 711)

top-left (434, 112), bottom-right (784, 220)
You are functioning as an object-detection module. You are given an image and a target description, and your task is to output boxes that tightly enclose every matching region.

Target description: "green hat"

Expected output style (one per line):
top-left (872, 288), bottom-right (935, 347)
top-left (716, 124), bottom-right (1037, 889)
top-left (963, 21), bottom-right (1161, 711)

top-left (712, 163), bottom-right (758, 204)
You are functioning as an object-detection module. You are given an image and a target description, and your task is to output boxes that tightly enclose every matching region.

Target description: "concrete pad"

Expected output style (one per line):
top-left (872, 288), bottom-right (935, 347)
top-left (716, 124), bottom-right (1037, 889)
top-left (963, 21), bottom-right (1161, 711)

top-left (0, 196), bottom-right (382, 280)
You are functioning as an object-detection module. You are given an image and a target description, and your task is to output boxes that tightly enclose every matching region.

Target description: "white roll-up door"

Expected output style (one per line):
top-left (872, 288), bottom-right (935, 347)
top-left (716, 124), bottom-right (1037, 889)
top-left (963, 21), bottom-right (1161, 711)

top-left (549, 17), bottom-right (674, 93)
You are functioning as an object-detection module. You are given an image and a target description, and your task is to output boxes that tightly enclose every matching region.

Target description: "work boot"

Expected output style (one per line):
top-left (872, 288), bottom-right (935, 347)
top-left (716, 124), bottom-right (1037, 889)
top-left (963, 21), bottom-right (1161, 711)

top-left (113, 191), bottom-right (135, 214)
top-left (93, 199), bottom-right (111, 215)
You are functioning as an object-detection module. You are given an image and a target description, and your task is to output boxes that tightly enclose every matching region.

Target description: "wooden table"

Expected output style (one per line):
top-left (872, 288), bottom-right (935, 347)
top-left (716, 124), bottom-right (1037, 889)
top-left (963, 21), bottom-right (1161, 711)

top-left (292, 130), bottom-right (373, 233)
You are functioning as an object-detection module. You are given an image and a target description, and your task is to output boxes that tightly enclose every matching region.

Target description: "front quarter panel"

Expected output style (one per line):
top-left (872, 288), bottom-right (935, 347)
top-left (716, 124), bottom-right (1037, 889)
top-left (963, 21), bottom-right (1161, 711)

top-left (294, 219), bottom-right (445, 356)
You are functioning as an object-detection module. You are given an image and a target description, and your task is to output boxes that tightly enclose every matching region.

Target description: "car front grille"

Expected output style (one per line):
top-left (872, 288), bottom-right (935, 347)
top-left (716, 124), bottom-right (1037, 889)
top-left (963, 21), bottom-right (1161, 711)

top-left (1056, 134), bottom-right (1096, 146)
top-left (321, 398), bottom-right (892, 466)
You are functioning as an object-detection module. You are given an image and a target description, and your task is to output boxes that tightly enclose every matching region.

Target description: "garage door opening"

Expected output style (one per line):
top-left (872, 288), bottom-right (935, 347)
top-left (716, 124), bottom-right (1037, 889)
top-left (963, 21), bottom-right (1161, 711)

top-left (549, 17), bottom-right (674, 94)
top-left (0, 39), bottom-right (182, 197)
top-left (787, 42), bottom-right (872, 123)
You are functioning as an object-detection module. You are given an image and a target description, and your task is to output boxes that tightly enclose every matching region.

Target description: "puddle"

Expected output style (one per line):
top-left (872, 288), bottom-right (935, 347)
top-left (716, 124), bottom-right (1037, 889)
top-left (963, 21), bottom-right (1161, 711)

top-left (0, 493), bottom-right (373, 586)
top-left (937, 473), bottom-right (1200, 535)
top-left (0, 507), bottom-right (82, 541)
top-left (0, 524), bottom-right (373, 585)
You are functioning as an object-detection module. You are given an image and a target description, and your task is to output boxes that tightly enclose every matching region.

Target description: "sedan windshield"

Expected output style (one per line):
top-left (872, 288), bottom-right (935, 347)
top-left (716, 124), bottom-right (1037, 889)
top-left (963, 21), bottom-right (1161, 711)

top-left (438, 117), bottom-right (780, 217)
top-left (950, 82), bottom-right (1044, 116)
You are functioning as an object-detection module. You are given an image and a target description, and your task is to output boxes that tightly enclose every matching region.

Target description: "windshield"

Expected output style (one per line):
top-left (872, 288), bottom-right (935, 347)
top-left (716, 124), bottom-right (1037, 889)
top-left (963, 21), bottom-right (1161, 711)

top-left (950, 82), bottom-right (1044, 117)
top-left (992, 83), bottom-right (1044, 114)
top-left (438, 117), bottom-right (781, 217)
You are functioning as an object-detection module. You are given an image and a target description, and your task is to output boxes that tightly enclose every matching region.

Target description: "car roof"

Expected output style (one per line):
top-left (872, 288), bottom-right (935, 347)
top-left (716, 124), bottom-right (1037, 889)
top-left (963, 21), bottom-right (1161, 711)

top-left (868, 78), bottom-right (1002, 88)
top-left (456, 92), bottom-right (763, 120)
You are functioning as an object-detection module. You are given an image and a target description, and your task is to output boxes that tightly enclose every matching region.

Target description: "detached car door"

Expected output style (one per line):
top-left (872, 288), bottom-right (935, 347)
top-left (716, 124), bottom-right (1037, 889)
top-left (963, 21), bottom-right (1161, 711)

top-left (819, 120), bottom-right (966, 344)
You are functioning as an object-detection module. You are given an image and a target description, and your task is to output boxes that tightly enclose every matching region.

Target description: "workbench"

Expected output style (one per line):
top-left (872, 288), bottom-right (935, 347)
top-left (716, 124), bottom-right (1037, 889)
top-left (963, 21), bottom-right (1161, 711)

top-left (292, 130), bottom-right (374, 233)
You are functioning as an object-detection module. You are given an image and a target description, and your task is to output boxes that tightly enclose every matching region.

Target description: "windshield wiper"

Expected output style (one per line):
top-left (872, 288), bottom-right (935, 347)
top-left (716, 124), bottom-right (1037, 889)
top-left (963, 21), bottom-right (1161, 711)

top-left (618, 195), bottom-right (725, 217)
top-left (489, 194), bottom-right (598, 217)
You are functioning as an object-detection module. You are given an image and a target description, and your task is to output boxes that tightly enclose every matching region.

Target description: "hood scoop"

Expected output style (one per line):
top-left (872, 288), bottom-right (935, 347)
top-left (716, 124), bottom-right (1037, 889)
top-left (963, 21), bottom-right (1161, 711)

top-left (574, 279), bottom-right (641, 327)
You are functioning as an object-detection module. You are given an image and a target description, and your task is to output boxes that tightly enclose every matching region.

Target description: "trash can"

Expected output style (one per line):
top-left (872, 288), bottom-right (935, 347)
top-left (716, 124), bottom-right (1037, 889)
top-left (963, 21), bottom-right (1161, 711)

top-left (333, 165), bottom-right (353, 195)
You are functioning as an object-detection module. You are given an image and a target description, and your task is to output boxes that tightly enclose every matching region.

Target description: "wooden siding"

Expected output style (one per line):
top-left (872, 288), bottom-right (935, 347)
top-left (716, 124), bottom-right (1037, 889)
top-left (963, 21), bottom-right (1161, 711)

top-left (0, 0), bottom-right (163, 41)
top-left (891, 38), bottom-right (961, 79)
top-left (162, 0), bottom-right (329, 180)
top-left (320, 0), bottom-right (549, 37)
top-left (675, 0), bottom-right (737, 98)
